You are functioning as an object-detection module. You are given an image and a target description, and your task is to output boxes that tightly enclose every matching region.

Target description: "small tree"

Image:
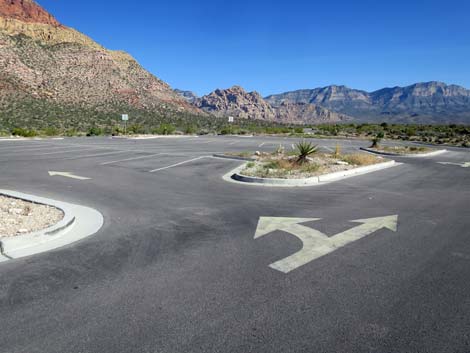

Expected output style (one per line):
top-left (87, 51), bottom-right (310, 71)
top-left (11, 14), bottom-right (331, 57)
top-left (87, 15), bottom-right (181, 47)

top-left (295, 140), bottom-right (318, 164)
top-left (370, 131), bottom-right (384, 148)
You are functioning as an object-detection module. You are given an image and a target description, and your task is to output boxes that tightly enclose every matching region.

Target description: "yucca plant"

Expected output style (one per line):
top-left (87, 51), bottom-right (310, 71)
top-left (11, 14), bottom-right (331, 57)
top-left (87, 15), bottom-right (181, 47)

top-left (295, 140), bottom-right (318, 164)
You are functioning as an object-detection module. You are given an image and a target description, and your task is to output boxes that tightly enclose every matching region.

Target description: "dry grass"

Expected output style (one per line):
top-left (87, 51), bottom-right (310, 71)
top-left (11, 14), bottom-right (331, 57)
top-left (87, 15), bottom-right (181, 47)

top-left (380, 146), bottom-right (431, 154)
top-left (341, 153), bottom-right (383, 166)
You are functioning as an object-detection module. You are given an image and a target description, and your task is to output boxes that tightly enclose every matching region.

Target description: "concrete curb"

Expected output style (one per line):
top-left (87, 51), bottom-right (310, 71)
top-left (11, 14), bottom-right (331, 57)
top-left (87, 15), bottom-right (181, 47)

top-left (0, 190), bottom-right (103, 261)
top-left (212, 154), bottom-right (256, 162)
top-left (223, 160), bottom-right (398, 187)
top-left (360, 147), bottom-right (447, 158)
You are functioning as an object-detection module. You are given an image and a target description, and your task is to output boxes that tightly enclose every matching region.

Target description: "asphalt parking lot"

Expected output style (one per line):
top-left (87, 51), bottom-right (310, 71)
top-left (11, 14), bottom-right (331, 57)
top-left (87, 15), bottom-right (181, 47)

top-left (0, 135), bottom-right (469, 353)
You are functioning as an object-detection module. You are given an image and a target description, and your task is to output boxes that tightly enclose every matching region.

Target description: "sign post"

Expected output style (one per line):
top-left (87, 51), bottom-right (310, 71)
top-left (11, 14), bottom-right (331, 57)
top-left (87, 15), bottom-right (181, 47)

top-left (122, 114), bottom-right (129, 135)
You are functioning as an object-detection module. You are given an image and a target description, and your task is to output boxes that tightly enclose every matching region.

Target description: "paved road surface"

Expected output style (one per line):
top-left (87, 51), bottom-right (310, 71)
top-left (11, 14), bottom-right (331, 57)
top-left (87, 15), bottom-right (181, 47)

top-left (0, 136), bottom-right (469, 353)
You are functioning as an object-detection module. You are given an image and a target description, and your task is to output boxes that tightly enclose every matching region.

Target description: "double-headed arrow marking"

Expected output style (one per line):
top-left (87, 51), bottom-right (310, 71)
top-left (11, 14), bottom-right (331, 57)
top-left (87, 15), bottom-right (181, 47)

top-left (255, 215), bottom-right (398, 273)
top-left (48, 171), bottom-right (91, 180)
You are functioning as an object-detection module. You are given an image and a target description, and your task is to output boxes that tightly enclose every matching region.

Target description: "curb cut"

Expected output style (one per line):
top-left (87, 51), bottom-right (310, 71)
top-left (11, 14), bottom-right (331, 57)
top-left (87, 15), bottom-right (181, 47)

top-left (360, 147), bottom-right (447, 158)
top-left (223, 160), bottom-right (399, 187)
top-left (0, 190), bottom-right (103, 261)
top-left (212, 154), bottom-right (256, 161)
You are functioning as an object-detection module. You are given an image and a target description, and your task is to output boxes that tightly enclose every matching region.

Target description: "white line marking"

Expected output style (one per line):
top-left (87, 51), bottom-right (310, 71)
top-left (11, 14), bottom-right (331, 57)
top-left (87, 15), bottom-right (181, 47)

top-left (322, 146), bottom-right (334, 152)
top-left (258, 142), bottom-right (266, 147)
top-left (36, 148), bottom-right (96, 156)
top-left (437, 161), bottom-right (470, 168)
top-left (63, 150), bottom-right (130, 160)
top-left (100, 153), bottom-right (163, 165)
top-left (229, 141), bottom-right (239, 145)
top-left (149, 156), bottom-right (207, 173)
top-left (48, 171), bottom-right (91, 180)
top-left (0, 144), bottom-right (58, 152)
top-left (255, 215), bottom-right (398, 273)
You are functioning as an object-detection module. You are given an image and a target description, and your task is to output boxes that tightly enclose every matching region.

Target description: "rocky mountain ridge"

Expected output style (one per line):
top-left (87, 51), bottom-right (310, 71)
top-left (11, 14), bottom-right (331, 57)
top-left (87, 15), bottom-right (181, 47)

top-left (0, 0), bottom-right (203, 131)
top-left (194, 86), bottom-right (350, 124)
top-left (265, 82), bottom-right (470, 123)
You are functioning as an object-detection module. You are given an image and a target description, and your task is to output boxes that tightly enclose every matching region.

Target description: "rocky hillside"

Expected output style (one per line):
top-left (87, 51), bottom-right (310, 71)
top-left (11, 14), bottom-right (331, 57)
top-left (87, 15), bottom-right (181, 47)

top-left (0, 0), bottom-right (204, 131)
top-left (265, 82), bottom-right (470, 123)
top-left (195, 86), bottom-right (277, 121)
top-left (195, 86), bottom-right (350, 124)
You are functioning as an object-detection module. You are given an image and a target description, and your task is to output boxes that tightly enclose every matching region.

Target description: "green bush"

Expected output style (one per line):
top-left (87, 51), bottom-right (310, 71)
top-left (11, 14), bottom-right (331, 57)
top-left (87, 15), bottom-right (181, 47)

top-left (11, 127), bottom-right (37, 137)
top-left (153, 124), bottom-right (176, 135)
top-left (87, 126), bottom-right (103, 136)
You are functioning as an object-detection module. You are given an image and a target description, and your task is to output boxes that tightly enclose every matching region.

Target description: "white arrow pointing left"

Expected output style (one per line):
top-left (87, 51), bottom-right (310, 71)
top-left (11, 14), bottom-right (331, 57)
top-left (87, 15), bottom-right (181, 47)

top-left (48, 171), bottom-right (91, 180)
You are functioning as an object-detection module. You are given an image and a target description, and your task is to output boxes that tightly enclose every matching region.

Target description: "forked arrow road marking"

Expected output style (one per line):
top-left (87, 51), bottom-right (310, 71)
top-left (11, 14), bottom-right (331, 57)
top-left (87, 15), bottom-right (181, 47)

top-left (255, 215), bottom-right (398, 273)
top-left (48, 171), bottom-right (91, 180)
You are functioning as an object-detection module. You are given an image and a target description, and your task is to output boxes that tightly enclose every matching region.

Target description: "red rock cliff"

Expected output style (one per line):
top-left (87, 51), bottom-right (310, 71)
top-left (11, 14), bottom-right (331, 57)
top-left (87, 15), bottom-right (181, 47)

top-left (0, 0), bottom-right (61, 26)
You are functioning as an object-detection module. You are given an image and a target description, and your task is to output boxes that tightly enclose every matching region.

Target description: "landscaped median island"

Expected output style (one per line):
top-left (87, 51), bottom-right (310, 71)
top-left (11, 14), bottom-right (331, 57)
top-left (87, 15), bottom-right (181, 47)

top-left (360, 134), bottom-right (447, 157)
top-left (0, 195), bottom-right (63, 237)
top-left (0, 190), bottom-right (103, 262)
top-left (222, 141), bottom-right (398, 186)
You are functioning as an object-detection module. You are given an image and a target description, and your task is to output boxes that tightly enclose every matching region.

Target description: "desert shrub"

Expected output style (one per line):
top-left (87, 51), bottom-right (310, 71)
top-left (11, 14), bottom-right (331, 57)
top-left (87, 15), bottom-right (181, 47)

top-left (42, 127), bottom-right (59, 136)
top-left (11, 128), bottom-right (37, 137)
top-left (153, 124), bottom-right (176, 135)
top-left (370, 131), bottom-right (385, 148)
top-left (87, 126), bottom-right (103, 136)
top-left (342, 153), bottom-right (381, 166)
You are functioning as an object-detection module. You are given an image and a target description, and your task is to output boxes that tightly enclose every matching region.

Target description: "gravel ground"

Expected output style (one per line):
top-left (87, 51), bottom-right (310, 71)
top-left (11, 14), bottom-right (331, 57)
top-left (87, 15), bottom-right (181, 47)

top-left (0, 196), bottom-right (64, 237)
top-left (240, 154), bottom-right (361, 179)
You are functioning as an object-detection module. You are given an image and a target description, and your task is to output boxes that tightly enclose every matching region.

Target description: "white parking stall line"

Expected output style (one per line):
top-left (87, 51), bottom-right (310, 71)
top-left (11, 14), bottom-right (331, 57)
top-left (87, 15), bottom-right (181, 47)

top-left (258, 142), bottom-right (266, 147)
top-left (100, 153), bottom-right (163, 165)
top-left (63, 150), bottom-right (131, 160)
top-left (0, 143), bottom-right (58, 152)
top-left (229, 141), bottom-right (239, 145)
top-left (322, 146), bottom-right (334, 152)
top-left (35, 148), bottom-right (97, 156)
top-left (149, 156), bottom-right (208, 173)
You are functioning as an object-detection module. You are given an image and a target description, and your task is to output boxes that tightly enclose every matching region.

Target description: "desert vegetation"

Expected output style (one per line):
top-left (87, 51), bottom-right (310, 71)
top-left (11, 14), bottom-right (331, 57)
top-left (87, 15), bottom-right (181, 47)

top-left (239, 142), bottom-right (385, 179)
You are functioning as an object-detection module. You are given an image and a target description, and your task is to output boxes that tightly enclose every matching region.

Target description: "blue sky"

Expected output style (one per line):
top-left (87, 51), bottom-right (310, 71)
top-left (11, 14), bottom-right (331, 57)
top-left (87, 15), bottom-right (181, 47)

top-left (38, 0), bottom-right (470, 96)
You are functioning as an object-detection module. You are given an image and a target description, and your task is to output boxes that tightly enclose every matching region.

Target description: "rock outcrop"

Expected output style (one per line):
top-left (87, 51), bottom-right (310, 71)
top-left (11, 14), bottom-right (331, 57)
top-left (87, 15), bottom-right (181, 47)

top-left (195, 85), bottom-right (350, 124)
top-left (195, 86), bottom-right (278, 121)
top-left (0, 0), bottom-right (60, 26)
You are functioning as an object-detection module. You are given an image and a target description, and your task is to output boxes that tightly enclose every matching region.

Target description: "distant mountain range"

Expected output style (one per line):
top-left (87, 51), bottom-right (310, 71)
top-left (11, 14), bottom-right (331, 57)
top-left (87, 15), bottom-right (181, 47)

top-left (1, 0), bottom-right (469, 130)
top-left (176, 82), bottom-right (470, 124)
top-left (176, 86), bottom-right (350, 124)
top-left (265, 82), bottom-right (470, 124)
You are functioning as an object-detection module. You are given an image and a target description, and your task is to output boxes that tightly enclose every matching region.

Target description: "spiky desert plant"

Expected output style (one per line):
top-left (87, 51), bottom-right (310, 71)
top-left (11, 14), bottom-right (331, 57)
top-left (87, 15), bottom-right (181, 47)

top-left (295, 140), bottom-right (318, 164)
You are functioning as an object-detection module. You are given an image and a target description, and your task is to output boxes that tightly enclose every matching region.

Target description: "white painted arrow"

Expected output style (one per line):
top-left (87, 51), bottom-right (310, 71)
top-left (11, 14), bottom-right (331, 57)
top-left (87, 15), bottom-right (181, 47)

top-left (437, 161), bottom-right (470, 168)
top-left (48, 171), bottom-right (91, 180)
top-left (254, 215), bottom-right (398, 273)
